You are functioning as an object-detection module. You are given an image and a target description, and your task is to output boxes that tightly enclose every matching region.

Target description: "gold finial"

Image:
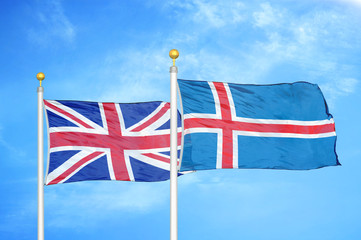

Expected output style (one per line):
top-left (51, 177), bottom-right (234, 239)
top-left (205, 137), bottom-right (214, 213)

top-left (169, 49), bottom-right (179, 66)
top-left (36, 72), bottom-right (45, 87)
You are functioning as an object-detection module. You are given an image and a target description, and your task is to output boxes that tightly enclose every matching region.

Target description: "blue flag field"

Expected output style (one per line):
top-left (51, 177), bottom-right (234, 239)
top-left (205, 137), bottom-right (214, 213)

top-left (178, 79), bottom-right (339, 171)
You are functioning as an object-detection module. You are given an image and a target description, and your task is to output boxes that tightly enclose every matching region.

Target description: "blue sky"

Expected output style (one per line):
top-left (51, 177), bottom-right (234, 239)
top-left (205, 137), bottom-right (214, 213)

top-left (1, 0), bottom-right (361, 239)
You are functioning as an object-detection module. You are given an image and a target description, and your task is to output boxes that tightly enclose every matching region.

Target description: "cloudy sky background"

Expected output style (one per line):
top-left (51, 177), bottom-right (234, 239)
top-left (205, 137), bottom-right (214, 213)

top-left (1, 0), bottom-right (361, 239)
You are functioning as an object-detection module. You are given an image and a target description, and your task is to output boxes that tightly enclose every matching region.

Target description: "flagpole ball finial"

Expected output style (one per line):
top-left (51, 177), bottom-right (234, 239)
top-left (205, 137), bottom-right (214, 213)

top-left (169, 49), bottom-right (179, 66)
top-left (36, 72), bottom-right (45, 86)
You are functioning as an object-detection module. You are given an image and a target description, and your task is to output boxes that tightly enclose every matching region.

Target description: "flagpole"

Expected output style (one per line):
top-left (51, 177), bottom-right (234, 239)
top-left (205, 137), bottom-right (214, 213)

top-left (37, 72), bottom-right (45, 240)
top-left (169, 49), bottom-right (179, 240)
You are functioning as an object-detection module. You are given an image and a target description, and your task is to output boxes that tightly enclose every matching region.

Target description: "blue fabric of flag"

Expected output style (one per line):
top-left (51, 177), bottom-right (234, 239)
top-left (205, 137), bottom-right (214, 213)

top-left (178, 79), bottom-right (339, 171)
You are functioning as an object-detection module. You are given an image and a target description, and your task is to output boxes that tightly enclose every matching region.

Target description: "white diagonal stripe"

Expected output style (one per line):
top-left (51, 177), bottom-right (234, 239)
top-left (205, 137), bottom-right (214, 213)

top-left (126, 102), bottom-right (167, 132)
top-left (130, 151), bottom-right (171, 171)
top-left (123, 151), bottom-right (135, 181)
top-left (45, 100), bottom-right (105, 132)
top-left (46, 150), bottom-right (106, 184)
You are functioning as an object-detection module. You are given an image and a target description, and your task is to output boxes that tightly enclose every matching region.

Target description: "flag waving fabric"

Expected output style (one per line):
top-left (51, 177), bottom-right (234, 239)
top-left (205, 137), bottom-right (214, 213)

top-left (44, 100), bottom-right (181, 185)
top-left (178, 79), bottom-right (339, 171)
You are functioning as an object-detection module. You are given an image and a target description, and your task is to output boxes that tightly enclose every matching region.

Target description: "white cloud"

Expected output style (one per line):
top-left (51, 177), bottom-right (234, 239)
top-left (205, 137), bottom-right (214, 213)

top-left (336, 78), bottom-right (358, 93)
top-left (253, 2), bottom-right (283, 27)
top-left (193, 0), bottom-right (245, 27)
top-left (178, 172), bottom-right (201, 186)
top-left (168, 1), bottom-right (361, 100)
top-left (43, 45), bottom-right (174, 102)
top-left (165, 0), bottom-right (246, 28)
top-left (45, 181), bottom-right (169, 228)
top-left (320, 78), bottom-right (359, 107)
top-left (293, 26), bottom-right (316, 45)
top-left (179, 171), bottom-right (301, 222)
top-left (241, 3), bottom-right (361, 89)
top-left (28, 0), bottom-right (75, 45)
top-left (332, 0), bottom-right (361, 7)
top-left (55, 1), bottom-right (360, 108)
top-left (96, 47), bottom-right (171, 103)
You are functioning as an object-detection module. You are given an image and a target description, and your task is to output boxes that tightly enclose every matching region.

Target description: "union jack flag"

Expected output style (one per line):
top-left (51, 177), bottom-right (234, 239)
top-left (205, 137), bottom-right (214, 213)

top-left (44, 100), bottom-right (181, 185)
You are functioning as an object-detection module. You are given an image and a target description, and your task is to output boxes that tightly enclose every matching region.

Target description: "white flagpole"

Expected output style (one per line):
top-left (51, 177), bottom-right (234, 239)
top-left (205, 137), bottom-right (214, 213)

top-left (37, 72), bottom-right (45, 240)
top-left (169, 49), bottom-right (179, 240)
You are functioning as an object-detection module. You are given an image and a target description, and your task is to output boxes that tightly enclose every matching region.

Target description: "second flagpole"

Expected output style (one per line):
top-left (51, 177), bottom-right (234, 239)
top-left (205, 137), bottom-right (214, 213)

top-left (169, 49), bottom-right (179, 240)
